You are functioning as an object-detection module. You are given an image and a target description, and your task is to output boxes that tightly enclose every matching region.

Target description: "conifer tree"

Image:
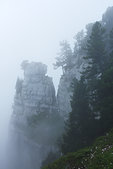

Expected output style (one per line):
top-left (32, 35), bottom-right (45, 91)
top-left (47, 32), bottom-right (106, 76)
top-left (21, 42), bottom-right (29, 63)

top-left (60, 78), bottom-right (95, 154)
top-left (97, 66), bottom-right (113, 134)
top-left (85, 22), bottom-right (106, 78)
top-left (83, 22), bottom-right (106, 120)
top-left (54, 41), bottom-right (73, 73)
top-left (97, 28), bottom-right (113, 134)
top-left (109, 28), bottom-right (113, 57)
top-left (60, 22), bottom-right (107, 155)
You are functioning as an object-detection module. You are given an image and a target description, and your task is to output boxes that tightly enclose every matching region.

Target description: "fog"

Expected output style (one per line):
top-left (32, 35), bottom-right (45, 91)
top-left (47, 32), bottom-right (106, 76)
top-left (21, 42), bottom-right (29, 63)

top-left (0, 0), bottom-right (113, 168)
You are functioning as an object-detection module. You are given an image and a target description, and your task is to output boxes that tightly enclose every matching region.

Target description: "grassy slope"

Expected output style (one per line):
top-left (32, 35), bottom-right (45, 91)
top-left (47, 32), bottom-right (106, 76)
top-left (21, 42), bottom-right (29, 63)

top-left (42, 129), bottom-right (113, 169)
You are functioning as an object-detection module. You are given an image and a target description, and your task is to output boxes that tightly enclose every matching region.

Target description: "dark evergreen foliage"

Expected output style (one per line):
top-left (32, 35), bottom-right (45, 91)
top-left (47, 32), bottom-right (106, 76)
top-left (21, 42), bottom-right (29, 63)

top-left (97, 65), bottom-right (113, 134)
top-left (85, 21), bottom-right (106, 77)
top-left (60, 20), bottom-right (113, 155)
top-left (109, 28), bottom-right (113, 57)
top-left (83, 21), bottom-right (107, 121)
top-left (97, 29), bottom-right (113, 135)
top-left (51, 7), bottom-right (113, 158)
top-left (60, 79), bottom-right (95, 154)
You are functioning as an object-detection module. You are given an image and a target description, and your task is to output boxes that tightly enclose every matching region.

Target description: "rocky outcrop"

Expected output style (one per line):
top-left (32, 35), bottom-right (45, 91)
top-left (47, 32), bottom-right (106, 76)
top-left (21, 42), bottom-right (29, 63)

top-left (13, 61), bottom-right (57, 118)
top-left (9, 57), bottom-right (86, 169)
top-left (57, 54), bottom-right (86, 117)
top-left (9, 61), bottom-right (62, 169)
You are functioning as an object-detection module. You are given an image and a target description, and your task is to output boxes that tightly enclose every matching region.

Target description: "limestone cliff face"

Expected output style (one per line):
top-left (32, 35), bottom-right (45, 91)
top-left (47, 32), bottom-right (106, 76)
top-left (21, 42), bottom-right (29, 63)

top-left (9, 61), bottom-right (61, 169)
top-left (9, 58), bottom-right (85, 168)
top-left (57, 54), bottom-right (86, 117)
top-left (13, 61), bottom-right (57, 118)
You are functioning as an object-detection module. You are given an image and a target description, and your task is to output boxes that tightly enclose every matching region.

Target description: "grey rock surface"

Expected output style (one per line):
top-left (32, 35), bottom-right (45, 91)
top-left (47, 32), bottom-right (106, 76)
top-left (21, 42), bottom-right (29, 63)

top-left (9, 61), bottom-right (60, 169)
top-left (57, 54), bottom-right (86, 118)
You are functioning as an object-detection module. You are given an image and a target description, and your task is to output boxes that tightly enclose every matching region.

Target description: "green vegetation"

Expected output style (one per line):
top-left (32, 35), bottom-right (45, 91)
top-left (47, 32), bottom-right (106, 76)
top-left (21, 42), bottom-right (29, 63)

top-left (41, 7), bottom-right (113, 168)
top-left (58, 8), bottom-right (113, 155)
top-left (42, 129), bottom-right (113, 169)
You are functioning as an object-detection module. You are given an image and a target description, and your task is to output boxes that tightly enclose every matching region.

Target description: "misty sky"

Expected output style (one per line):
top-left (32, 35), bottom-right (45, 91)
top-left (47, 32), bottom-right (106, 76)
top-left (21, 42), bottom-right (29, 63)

top-left (0, 0), bottom-right (113, 134)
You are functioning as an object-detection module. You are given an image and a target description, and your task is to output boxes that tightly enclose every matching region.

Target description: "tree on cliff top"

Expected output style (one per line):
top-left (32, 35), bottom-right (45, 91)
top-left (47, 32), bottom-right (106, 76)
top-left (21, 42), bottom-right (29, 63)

top-left (54, 41), bottom-right (73, 73)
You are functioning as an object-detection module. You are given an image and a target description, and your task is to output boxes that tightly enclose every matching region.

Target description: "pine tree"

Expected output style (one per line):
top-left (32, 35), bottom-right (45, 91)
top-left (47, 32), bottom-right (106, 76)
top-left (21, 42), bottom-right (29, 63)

top-left (85, 21), bottom-right (106, 78)
top-left (60, 78), bottom-right (95, 154)
top-left (97, 28), bottom-right (113, 134)
top-left (83, 22), bottom-right (107, 120)
top-left (60, 22), bottom-right (107, 155)
top-left (97, 66), bottom-right (113, 134)
top-left (54, 41), bottom-right (73, 73)
top-left (109, 28), bottom-right (113, 57)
